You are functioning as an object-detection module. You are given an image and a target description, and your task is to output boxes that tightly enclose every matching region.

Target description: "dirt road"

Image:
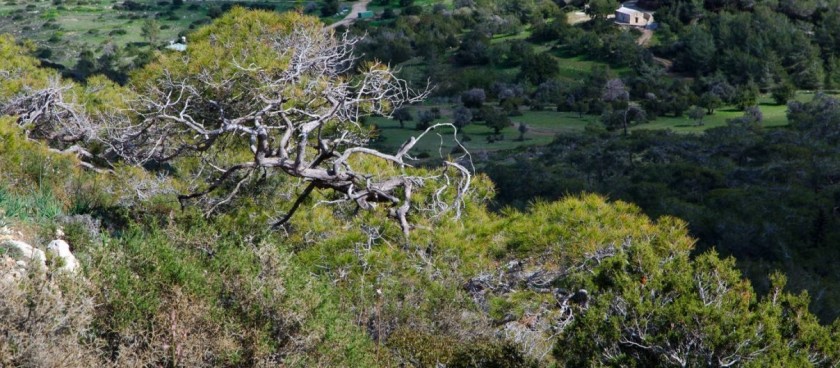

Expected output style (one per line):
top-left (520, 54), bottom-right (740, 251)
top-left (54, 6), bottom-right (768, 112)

top-left (326, 0), bottom-right (372, 30)
top-left (636, 28), bottom-right (653, 46)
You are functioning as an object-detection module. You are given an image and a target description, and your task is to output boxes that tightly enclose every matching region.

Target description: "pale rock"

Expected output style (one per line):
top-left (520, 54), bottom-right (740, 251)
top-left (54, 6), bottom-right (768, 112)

top-left (2, 255), bottom-right (16, 269)
top-left (1, 239), bottom-right (46, 270)
top-left (47, 239), bottom-right (79, 273)
top-left (1, 270), bottom-right (22, 284)
top-left (1, 255), bottom-right (23, 285)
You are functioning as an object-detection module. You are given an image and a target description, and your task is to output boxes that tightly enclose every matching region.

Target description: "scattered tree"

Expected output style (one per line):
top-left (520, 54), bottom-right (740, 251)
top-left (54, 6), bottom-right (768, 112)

top-left (141, 19), bottom-right (160, 47)
top-left (461, 88), bottom-right (486, 109)
top-left (587, 0), bottom-right (619, 21)
top-left (416, 109), bottom-right (436, 130)
top-left (519, 52), bottom-right (558, 85)
top-left (321, 0), bottom-right (339, 16)
top-left (392, 107), bottom-right (413, 129)
top-left (483, 107), bottom-right (512, 134)
top-left (70, 49), bottom-right (96, 81)
top-left (517, 122), bottom-right (528, 141)
top-left (700, 91), bottom-right (723, 114)
top-left (771, 79), bottom-right (795, 105)
top-left (602, 78), bottom-right (631, 135)
top-left (688, 105), bottom-right (706, 126)
top-left (733, 82), bottom-right (759, 110)
top-left (452, 106), bottom-right (472, 129)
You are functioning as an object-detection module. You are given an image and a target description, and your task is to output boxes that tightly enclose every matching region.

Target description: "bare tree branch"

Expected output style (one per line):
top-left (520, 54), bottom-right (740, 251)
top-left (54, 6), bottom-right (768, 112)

top-left (110, 26), bottom-right (470, 232)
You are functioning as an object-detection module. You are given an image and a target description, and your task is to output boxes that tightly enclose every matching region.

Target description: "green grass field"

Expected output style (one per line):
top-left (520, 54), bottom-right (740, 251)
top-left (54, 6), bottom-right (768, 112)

top-left (369, 108), bottom-right (597, 156)
top-left (0, 0), bottom-right (305, 66)
top-left (636, 93), bottom-right (822, 133)
top-left (370, 93), bottom-right (818, 155)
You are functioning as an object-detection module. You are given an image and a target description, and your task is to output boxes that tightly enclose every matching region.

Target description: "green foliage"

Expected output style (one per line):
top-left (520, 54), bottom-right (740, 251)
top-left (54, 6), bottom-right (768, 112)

top-left (503, 195), bottom-right (694, 261)
top-left (140, 18), bottom-right (160, 46)
top-left (449, 341), bottom-right (538, 368)
top-left (771, 78), bottom-right (796, 105)
top-left (555, 245), bottom-right (840, 366)
top-left (733, 82), bottom-right (759, 110)
top-left (485, 97), bottom-right (840, 322)
top-left (2, 99), bottom-right (839, 365)
top-left (388, 329), bottom-right (458, 366)
top-left (0, 36), bottom-right (53, 99)
top-left (699, 91), bottom-right (722, 114)
top-left (321, 0), bottom-right (338, 16)
top-left (664, 4), bottom-right (827, 90)
top-left (687, 105), bottom-right (705, 125)
top-left (587, 0), bottom-right (620, 21)
top-left (0, 186), bottom-right (63, 221)
top-left (0, 116), bottom-right (79, 220)
top-left (676, 25), bottom-right (715, 75)
top-left (519, 52), bottom-right (558, 84)
top-left (483, 107), bottom-right (512, 134)
top-left (389, 329), bottom-right (537, 368)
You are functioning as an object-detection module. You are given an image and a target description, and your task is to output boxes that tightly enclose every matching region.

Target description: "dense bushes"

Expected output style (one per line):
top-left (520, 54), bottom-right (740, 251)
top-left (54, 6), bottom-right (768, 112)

top-left (485, 96), bottom-right (840, 322)
top-left (2, 112), bottom-right (839, 365)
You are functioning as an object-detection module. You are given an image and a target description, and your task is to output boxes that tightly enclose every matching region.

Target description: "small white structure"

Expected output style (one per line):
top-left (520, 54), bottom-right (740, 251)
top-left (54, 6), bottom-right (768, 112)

top-left (166, 36), bottom-right (187, 52)
top-left (615, 6), bottom-right (653, 27)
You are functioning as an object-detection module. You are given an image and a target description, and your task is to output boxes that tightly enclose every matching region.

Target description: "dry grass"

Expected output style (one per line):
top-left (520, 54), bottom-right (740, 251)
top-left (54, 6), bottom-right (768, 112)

top-left (0, 262), bottom-right (103, 368)
top-left (105, 288), bottom-right (237, 368)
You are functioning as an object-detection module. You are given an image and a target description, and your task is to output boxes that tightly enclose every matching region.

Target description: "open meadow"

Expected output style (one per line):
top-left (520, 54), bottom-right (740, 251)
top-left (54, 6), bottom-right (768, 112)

top-left (369, 93), bottom-right (810, 155)
top-left (0, 0), bottom-right (309, 66)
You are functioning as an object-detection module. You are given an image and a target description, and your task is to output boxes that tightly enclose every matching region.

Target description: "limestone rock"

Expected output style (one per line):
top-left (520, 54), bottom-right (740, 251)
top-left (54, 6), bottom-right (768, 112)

top-left (1, 239), bottom-right (46, 270)
top-left (1, 255), bottom-right (23, 285)
top-left (47, 239), bottom-right (79, 273)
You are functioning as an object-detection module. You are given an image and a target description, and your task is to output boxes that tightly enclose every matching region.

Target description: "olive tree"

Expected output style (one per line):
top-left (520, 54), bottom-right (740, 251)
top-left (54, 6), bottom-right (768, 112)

top-left (688, 105), bottom-right (706, 126)
top-left (391, 107), bottom-right (413, 129)
top-left (452, 106), bottom-right (472, 129)
top-left (602, 78), bottom-right (631, 135)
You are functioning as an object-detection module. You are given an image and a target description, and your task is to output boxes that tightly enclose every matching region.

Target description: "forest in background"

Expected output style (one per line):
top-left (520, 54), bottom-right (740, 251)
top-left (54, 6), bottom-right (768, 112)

top-left (485, 103), bottom-right (840, 322)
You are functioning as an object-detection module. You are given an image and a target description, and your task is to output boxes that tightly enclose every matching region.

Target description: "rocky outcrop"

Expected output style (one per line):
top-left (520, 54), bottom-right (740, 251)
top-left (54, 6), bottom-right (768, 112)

top-left (1, 226), bottom-right (80, 276)
top-left (1, 239), bottom-right (46, 270)
top-left (47, 239), bottom-right (79, 273)
top-left (1, 255), bottom-right (23, 284)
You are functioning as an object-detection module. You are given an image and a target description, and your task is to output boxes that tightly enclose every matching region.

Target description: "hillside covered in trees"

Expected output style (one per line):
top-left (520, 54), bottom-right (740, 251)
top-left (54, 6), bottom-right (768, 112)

top-left (1, 1), bottom-right (840, 367)
top-left (485, 105), bottom-right (840, 322)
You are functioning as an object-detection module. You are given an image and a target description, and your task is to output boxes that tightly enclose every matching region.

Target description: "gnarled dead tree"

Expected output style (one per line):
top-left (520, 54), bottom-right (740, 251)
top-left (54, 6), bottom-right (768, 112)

top-left (0, 77), bottom-right (108, 171)
top-left (110, 26), bottom-right (471, 234)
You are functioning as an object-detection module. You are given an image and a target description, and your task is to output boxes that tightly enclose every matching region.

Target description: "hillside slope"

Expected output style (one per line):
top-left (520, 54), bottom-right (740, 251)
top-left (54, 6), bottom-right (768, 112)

top-left (1, 9), bottom-right (838, 367)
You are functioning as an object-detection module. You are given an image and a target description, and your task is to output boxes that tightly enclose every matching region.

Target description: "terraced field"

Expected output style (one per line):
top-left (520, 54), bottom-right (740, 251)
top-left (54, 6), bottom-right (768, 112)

top-left (0, 0), bottom-right (304, 66)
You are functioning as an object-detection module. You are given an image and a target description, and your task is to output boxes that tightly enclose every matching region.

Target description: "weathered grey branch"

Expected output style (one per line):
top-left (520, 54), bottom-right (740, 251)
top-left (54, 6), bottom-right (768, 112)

top-left (0, 77), bottom-right (123, 170)
top-left (114, 26), bottom-right (468, 232)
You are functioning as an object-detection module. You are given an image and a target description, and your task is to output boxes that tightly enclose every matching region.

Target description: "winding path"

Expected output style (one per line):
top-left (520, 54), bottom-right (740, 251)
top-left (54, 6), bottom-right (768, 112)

top-left (326, 0), bottom-right (372, 30)
top-left (636, 28), bottom-right (653, 46)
